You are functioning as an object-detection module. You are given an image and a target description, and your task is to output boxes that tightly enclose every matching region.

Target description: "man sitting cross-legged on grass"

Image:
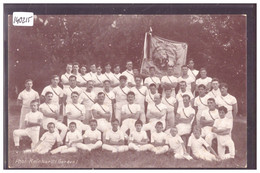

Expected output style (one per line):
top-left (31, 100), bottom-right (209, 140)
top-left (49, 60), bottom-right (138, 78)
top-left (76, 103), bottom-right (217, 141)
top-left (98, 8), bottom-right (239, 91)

top-left (76, 119), bottom-right (102, 152)
top-left (150, 121), bottom-right (169, 154)
top-left (13, 100), bottom-right (43, 150)
top-left (51, 122), bottom-right (82, 154)
top-left (212, 106), bottom-right (235, 160)
top-left (168, 127), bottom-right (193, 160)
top-left (128, 119), bottom-right (153, 152)
top-left (120, 91), bottom-right (141, 138)
top-left (187, 125), bottom-right (220, 161)
top-left (23, 122), bottom-right (62, 154)
top-left (102, 119), bottom-right (129, 153)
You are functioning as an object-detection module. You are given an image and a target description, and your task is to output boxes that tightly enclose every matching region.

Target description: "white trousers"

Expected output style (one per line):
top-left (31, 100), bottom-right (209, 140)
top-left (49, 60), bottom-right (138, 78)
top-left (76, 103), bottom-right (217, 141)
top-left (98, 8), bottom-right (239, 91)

top-left (19, 107), bottom-right (31, 129)
top-left (51, 144), bottom-right (78, 154)
top-left (96, 119), bottom-right (112, 133)
top-left (150, 145), bottom-right (169, 154)
top-left (193, 148), bottom-right (216, 161)
top-left (201, 126), bottom-right (217, 146)
top-left (102, 144), bottom-right (128, 153)
top-left (217, 136), bottom-right (235, 160)
top-left (13, 128), bottom-right (40, 149)
top-left (76, 141), bottom-right (102, 151)
top-left (32, 141), bottom-right (53, 154)
top-left (128, 142), bottom-right (153, 151)
top-left (120, 119), bottom-right (137, 134)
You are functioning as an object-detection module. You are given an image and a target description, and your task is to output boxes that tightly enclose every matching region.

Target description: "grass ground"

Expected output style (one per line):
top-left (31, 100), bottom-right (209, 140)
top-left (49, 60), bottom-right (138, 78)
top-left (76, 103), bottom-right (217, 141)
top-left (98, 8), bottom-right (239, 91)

top-left (6, 102), bottom-right (247, 168)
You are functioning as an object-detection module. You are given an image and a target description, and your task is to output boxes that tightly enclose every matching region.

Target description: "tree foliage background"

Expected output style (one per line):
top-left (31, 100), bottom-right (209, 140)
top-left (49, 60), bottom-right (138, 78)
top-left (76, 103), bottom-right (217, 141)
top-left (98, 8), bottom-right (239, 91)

top-left (8, 15), bottom-right (247, 115)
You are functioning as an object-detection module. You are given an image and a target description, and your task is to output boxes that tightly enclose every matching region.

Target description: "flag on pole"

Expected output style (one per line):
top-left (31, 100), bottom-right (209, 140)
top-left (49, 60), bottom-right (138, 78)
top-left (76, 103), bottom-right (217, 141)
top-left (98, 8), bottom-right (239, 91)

top-left (140, 32), bottom-right (188, 78)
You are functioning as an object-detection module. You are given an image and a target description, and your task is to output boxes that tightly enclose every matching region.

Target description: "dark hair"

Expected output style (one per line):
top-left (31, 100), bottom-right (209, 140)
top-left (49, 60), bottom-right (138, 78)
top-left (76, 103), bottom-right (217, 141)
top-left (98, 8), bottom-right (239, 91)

top-left (182, 94), bottom-right (191, 100)
top-left (111, 118), bottom-right (119, 124)
top-left (155, 121), bottom-right (163, 127)
top-left (69, 75), bottom-right (77, 80)
top-left (135, 75), bottom-right (142, 80)
top-left (71, 91), bottom-right (79, 96)
top-left (188, 59), bottom-right (194, 63)
top-left (211, 78), bottom-right (219, 83)
top-left (81, 65), bottom-right (87, 69)
top-left (119, 75), bottom-right (127, 81)
top-left (105, 63), bottom-right (111, 67)
top-left (149, 83), bottom-right (156, 88)
top-left (200, 67), bottom-right (207, 72)
top-left (114, 64), bottom-right (120, 68)
top-left (103, 80), bottom-right (111, 84)
top-left (198, 84), bottom-right (206, 89)
top-left (207, 98), bottom-right (216, 103)
top-left (97, 92), bottom-right (105, 96)
top-left (219, 83), bottom-right (228, 89)
top-left (149, 66), bottom-right (155, 70)
top-left (45, 91), bottom-right (53, 96)
top-left (89, 119), bottom-right (97, 124)
top-left (51, 75), bottom-right (59, 80)
top-left (181, 65), bottom-right (188, 69)
top-left (47, 122), bottom-right (55, 128)
top-left (25, 79), bottom-right (33, 84)
top-left (193, 125), bottom-right (201, 132)
top-left (73, 62), bottom-right (79, 66)
top-left (135, 119), bottom-right (143, 126)
top-left (69, 122), bottom-right (77, 127)
top-left (179, 81), bottom-right (187, 85)
top-left (218, 106), bottom-right (228, 114)
top-left (30, 100), bottom-right (38, 105)
top-left (127, 91), bottom-right (135, 97)
top-left (164, 85), bottom-right (172, 91)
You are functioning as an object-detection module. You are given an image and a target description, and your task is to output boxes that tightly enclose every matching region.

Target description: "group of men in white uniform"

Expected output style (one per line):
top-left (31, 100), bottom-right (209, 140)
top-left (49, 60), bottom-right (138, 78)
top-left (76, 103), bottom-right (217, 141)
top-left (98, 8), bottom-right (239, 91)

top-left (13, 59), bottom-right (237, 161)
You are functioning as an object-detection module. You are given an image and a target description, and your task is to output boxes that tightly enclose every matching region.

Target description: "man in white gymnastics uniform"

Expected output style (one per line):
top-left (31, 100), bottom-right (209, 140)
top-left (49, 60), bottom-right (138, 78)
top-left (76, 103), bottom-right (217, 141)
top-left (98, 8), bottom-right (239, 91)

top-left (187, 59), bottom-right (199, 81)
top-left (39, 91), bottom-right (67, 141)
top-left (85, 63), bottom-right (97, 81)
top-left (102, 119), bottom-right (129, 153)
top-left (193, 84), bottom-right (211, 126)
top-left (143, 93), bottom-right (167, 133)
top-left (76, 119), bottom-right (102, 152)
top-left (212, 106), bottom-right (235, 160)
top-left (65, 92), bottom-right (90, 133)
top-left (111, 64), bottom-right (121, 88)
top-left (103, 80), bottom-right (116, 120)
top-left (41, 75), bottom-right (63, 108)
top-left (215, 83), bottom-right (238, 120)
top-left (63, 75), bottom-right (83, 105)
top-left (178, 65), bottom-right (195, 93)
top-left (120, 91), bottom-right (141, 135)
top-left (91, 92), bottom-right (112, 134)
top-left (175, 94), bottom-right (195, 145)
top-left (195, 68), bottom-right (212, 92)
top-left (17, 79), bottom-right (40, 129)
top-left (79, 80), bottom-right (97, 124)
top-left (112, 75), bottom-right (130, 123)
top-left (161, 66), bottom-right (178, 97)
top-left (207, 78), bottom-right (221, 99)
top-left (13, 100), bottom-right (43, 149)
top-left (121, 61), bottom-right (135, 88)
top-left (130, 75), bottom-right (148, 123)
top-left (78, 65), bottom-right (91, 91)
top-left (176, 81), bottom-right (194, 109)
top-left (144, 66), bottom-right (161, 89)
top-left (161, 86), bottom-right (177, 132)
top-left (200, 98), bottom-right (220, 146)
top-left (61, 63), bottom-right (73, 89)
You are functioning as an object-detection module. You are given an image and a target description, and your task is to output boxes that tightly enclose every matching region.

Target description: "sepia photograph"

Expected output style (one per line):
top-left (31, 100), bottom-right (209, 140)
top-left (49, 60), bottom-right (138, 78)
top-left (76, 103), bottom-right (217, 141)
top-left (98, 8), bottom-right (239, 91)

top-left (4, 4), bottom-right (256, 169)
